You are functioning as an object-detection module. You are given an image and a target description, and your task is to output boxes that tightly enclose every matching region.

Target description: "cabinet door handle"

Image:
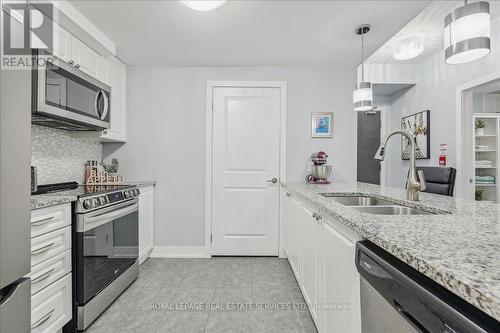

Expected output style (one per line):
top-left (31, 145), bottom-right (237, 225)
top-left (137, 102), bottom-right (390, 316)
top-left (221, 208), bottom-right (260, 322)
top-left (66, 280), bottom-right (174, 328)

top-left (31, 216), bottom-right (54, 226)
top-left (31, 309), bottom-right (55, 329)
top-left (30, 242), bottom-right (55, 255)
top-left (75, 63), bottom-right (80, 69)
top-left (68, 60), bottom-right (74, 65)
top-left (31, 267), bottom-right (55, 284)
top-left (312, 212), bottom-right (317, 218)
top-left (286, 193), bottom-right (291, 197)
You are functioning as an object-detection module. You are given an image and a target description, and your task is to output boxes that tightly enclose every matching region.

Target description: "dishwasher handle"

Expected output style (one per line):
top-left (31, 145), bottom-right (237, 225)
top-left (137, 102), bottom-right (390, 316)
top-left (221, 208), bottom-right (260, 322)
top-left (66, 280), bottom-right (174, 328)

top-left (394, 299), bottom-right (430, 333)
top-left (358, 252), bottom-right (392, 279)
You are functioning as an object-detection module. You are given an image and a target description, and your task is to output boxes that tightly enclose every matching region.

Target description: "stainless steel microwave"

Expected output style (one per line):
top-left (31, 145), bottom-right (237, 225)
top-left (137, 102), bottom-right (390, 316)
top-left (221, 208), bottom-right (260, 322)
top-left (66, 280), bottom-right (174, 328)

top-left (32, 51), bottom-right (111, 131)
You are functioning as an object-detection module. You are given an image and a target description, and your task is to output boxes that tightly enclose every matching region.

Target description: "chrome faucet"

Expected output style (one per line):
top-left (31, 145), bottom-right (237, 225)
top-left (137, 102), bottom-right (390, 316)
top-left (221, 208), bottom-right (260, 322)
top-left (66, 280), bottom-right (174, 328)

top-left (374, 129), bottom-right (426, 201)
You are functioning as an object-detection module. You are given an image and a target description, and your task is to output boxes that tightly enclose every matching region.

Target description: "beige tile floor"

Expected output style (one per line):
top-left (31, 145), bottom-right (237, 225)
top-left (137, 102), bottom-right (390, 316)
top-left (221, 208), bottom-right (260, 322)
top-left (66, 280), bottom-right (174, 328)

top-left (86, 257), bottom-right (318, 333)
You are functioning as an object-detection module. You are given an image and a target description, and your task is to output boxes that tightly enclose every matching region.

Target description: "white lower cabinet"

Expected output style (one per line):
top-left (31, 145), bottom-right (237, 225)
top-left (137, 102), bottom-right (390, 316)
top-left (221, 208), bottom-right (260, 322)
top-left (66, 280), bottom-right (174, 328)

top-left (297, 202), bottom-right (320, 324)
top-left (320, 218), bottom-right (362, 333)
top-left (28, 250), bottom-right (71, 296)
top-left (29, 204), bottom-right (73, 333)
top-left (282, 191), bottom-right (361, 333)
top-left (31, 274), bottom-right (72, 333)
top-left (283, 194), bottom-right (301, 280)
top-left (139, 185), bottom-right (155, 264)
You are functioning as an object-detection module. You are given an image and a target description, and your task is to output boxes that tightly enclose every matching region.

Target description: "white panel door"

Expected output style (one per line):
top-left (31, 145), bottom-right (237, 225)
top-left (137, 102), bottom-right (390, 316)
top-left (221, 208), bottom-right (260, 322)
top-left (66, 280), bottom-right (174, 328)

top-left (212, 87), bottom-right (281, 255)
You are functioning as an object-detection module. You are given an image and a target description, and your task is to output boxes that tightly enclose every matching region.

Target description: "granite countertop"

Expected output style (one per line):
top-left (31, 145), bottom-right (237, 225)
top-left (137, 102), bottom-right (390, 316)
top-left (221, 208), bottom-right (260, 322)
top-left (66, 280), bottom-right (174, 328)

top-left (123, 181), bottom-right (157, 187)
top-left (31, 192), bottom-right (77, 210)
top-left (281, 181), bottom-right (500, 322)
top-left (31, 181), bottom-right (156, 210)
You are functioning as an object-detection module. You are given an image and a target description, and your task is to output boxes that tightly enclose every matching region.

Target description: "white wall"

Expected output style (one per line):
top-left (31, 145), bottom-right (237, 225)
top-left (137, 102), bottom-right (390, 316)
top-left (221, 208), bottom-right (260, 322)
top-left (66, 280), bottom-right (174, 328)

top-left (384, 16), bottom-right (500, 188)
top-left (103, 67), bottom-right (356, 247)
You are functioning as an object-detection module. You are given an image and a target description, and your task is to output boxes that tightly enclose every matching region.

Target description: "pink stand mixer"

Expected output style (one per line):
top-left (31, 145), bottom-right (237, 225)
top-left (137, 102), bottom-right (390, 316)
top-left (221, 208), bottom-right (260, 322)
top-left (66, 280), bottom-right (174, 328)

top-left (305, 151), bottom-right (332, 184)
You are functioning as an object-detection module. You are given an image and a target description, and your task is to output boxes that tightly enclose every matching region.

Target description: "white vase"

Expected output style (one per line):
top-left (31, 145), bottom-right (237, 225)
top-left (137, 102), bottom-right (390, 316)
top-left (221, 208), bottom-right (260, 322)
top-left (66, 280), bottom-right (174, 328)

top-left (476, 128), bottom-right (485, 136)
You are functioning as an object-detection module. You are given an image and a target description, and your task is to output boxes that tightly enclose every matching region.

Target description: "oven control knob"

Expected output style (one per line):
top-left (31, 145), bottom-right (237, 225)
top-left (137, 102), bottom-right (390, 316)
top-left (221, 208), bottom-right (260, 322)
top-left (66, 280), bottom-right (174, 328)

top-left (83, 199), bottom-right (93, 209)
top-left (99, 196), bottom-right (107, 205)
top-left (124, 191), bottom-right (131, 199)
top-left (135, 189), bottom-right (140, 196)
top-left (93, 198), bottom-right (101, 207)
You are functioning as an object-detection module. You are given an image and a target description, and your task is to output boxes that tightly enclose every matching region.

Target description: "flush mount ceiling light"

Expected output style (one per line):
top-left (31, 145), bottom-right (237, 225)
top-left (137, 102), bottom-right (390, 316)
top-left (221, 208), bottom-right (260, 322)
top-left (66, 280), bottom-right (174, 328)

top-left (393, 36), bottom-right (424, 61)
top-left (181, 0), bottom-right (228, 11)
top-left (353, 24), bottom-right (373, 112)
top-left (444, 1), bottom-right (490, 65)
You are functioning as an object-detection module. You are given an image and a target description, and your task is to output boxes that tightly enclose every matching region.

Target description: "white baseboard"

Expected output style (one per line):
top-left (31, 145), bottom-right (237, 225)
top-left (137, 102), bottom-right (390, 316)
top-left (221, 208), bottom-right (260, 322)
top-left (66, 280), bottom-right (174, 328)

top-left (139, 245), bottom-right (154, 264)
top-left (150, 246), bottom-right (209, 258)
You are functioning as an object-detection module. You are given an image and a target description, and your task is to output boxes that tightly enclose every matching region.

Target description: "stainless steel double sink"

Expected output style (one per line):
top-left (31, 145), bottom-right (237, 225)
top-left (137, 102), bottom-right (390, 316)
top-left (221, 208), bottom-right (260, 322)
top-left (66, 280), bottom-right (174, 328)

top-left (321, 194), bottom-right (437, 215)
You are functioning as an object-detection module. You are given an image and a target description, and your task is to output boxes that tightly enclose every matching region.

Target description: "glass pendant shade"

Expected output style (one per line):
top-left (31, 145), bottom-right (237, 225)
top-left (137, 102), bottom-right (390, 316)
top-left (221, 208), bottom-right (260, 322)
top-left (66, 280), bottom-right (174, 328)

top-left (444, 1), bottom-right (490, 64)
top-left (181, 1), bottom-right (228, 11)
top-left (393, 37), bottom-right (424, 61)
top-left (353, 82), bottom-right (373, 112)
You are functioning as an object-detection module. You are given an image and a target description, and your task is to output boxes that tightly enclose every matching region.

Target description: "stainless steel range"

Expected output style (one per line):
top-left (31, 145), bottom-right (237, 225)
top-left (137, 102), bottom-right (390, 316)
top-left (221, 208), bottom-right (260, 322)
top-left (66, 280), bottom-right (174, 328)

top-left (73, 184), bottom-right (140, 331)
top-left (37, 183), bottom-right (140, 331)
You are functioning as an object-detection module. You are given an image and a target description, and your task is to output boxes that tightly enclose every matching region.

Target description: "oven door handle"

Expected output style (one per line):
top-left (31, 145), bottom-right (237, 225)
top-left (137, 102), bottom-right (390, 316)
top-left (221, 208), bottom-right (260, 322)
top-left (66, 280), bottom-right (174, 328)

top-left (85, 201), bottom-right (138, 226)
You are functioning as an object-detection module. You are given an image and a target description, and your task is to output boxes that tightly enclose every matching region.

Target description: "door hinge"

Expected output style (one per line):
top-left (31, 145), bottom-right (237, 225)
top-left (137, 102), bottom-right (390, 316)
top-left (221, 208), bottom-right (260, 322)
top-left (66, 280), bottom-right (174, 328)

top-left (210, 234), bottom-right (212, 243)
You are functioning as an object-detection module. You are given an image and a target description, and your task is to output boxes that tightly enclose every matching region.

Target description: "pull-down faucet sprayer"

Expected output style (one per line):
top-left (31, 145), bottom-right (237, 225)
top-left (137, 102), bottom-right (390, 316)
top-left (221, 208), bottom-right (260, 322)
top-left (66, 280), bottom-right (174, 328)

top-left (374, 130), bottom-right (426, 201)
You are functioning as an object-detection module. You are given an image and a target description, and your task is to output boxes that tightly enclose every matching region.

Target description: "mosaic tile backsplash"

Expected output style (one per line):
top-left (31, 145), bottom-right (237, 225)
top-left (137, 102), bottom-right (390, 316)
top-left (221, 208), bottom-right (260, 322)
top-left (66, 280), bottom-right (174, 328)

top-left (32, 125), bottom-right (102, 184)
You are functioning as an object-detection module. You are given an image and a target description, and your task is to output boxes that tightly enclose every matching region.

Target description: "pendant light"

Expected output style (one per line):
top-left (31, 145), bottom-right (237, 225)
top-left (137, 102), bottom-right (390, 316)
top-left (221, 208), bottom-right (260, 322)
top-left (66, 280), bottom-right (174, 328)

top-left (393, 36), bottom-right (424, 61)
top-left (181, 1), bottom-right (228, 11)
top-left (353, 24), bottom-right (373, 112)
top-left (444, 1), bottom-right (490, 65)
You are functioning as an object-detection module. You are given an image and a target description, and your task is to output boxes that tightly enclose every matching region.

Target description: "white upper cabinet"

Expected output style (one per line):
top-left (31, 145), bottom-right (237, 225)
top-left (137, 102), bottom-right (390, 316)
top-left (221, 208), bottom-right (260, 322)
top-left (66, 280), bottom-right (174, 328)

top-left (50, 21), bottom-right (102, 79)
top-left (102, 56), bottom-right (127, 142)
top-left (71, 36), bottom-right (102, 78)
top-left (52, 23), bottom-right (72, 63)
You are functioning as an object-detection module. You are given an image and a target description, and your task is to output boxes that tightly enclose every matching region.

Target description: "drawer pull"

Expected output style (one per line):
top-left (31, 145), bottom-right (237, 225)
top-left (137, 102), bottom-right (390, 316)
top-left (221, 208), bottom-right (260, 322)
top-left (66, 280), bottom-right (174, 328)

top-left (31, 216), bottom-right (54, 226)
top-left (31, 242), bottom-right (55, 255)
top-left (31, 268), bottom-right (55, 284)
top-left (31, 309), bottom-right (55, 329)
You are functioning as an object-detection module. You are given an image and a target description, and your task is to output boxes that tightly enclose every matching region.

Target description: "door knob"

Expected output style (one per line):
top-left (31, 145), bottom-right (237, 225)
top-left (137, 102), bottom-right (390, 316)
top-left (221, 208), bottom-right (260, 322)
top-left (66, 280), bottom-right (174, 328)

top-left (266, 178), bottom-right (278, 184)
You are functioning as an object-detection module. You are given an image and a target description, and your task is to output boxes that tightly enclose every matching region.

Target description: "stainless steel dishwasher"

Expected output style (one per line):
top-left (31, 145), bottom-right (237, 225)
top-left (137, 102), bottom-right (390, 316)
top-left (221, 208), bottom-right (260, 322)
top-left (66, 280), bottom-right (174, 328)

top-left (355, 241), bottom-right (499, 333)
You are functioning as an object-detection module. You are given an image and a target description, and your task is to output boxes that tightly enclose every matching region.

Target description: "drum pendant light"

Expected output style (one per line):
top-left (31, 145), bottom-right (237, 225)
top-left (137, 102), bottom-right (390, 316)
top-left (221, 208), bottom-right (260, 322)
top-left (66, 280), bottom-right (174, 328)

top-left (444, 1), bottom-right (490, 64)
top-left (353, 24), bottom-right (373, 112)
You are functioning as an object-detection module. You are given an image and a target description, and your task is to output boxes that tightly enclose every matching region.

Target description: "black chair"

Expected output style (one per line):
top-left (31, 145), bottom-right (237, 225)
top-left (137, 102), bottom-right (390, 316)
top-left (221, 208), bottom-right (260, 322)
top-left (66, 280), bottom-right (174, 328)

top-left (414, 166), bottom-right (457, 196)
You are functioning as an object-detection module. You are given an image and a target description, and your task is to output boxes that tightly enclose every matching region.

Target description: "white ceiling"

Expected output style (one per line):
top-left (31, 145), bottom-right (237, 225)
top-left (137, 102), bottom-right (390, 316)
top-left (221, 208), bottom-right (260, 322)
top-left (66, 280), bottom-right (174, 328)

top-left (71, 0), bottom-right (430, 67)
top-left (367, 0), bottom-right (500, 65)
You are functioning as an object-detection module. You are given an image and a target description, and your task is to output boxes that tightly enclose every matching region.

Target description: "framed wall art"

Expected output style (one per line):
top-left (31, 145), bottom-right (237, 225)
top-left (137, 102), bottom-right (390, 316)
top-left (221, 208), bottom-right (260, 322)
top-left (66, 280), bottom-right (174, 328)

top-left (311, 112), bottom-right (333, 138)
top-left (401, 110), bottom-right (430, 160)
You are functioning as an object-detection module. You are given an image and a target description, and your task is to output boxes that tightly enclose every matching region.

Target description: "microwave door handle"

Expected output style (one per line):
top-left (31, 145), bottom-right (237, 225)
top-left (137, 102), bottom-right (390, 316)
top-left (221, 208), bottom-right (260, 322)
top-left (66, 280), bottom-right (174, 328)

top-left (100, 91), bottom-right (109, 120)
top-left (94, 90), bottom-right (103, 118)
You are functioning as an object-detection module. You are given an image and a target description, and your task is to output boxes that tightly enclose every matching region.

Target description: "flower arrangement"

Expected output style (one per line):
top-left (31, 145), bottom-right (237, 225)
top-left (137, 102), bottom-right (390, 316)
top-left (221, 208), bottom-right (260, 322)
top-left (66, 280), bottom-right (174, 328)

top-left (100, 158), bottom-right (119, 174)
